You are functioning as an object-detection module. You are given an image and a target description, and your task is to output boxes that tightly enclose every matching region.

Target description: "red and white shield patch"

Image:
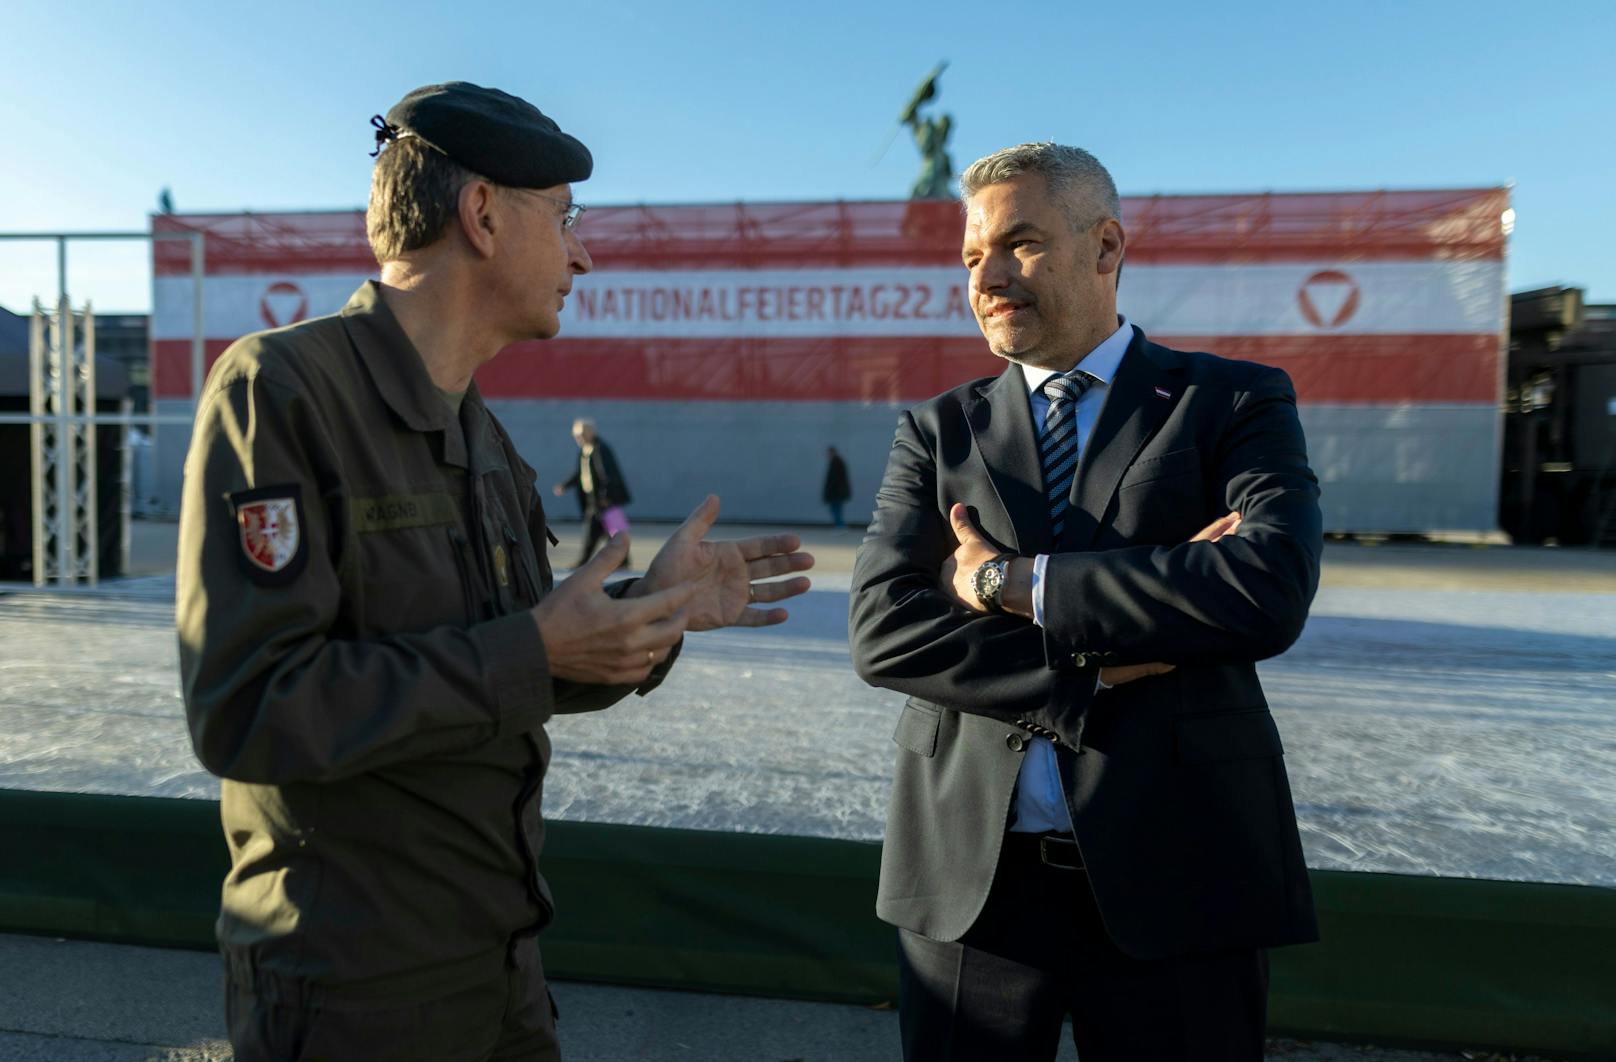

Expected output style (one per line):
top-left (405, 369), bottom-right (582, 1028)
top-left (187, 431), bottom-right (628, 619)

top-left (237, 497), bottom-right (301, 573)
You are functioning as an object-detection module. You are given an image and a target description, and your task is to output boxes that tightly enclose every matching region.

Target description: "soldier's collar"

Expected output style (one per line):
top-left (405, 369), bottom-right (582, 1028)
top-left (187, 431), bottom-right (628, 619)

top-left (340, 280), bottom-right (461, 439)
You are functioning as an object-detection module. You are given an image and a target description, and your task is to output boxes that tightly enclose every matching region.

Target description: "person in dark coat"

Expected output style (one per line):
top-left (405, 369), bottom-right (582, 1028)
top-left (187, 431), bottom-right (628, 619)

top-left (822, 446), bottom-right (852, 528)
top-left (554, 417), bottom-right (632, 567)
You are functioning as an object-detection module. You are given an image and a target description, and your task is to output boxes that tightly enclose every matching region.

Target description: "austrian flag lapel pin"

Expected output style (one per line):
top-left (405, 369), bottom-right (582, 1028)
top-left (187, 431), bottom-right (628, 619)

top-left (1154, 386), bottom-right (1173, 399)
top-left (228, 484), bottom-right (309, 585)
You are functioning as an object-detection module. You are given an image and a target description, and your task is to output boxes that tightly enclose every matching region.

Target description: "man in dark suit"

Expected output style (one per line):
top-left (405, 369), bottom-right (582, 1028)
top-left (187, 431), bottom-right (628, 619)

top-left (553, 417), bottom-right (633, 567)
top-left (849, 142), bottom-right (1322, 1060)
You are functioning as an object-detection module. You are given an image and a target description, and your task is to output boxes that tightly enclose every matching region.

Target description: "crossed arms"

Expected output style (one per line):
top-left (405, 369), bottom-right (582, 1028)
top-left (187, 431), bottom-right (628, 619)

top-left (848, 366), bottom-right (1323, 742)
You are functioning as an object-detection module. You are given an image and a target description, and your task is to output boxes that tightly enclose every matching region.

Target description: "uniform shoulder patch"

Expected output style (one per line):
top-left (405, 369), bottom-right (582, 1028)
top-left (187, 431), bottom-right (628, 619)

top-left (227, 484), bottom-right (308, 585)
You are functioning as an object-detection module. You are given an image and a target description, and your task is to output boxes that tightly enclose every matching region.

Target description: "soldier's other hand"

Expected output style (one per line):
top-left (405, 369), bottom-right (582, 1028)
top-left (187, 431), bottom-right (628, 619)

top-left (551, 484), bottom-right (566, 497)
top-left (634, 494), bottom-right (813, 631)
top-left (532, 534), bottom-right (698, 686)
top-left (1096, 513), bottom-right (1239, 688)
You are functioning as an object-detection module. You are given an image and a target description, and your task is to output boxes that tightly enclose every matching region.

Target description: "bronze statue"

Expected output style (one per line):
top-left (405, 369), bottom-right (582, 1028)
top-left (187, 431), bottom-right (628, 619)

top-left (899, 62), bottom-right (954, 200)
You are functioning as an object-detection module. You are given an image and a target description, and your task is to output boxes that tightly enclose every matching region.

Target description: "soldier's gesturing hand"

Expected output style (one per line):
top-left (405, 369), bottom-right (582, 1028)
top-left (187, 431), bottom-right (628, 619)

top-left (532, 534), bottom-right (698, 686)
top-left (633, 494), bottom-right (814, 631)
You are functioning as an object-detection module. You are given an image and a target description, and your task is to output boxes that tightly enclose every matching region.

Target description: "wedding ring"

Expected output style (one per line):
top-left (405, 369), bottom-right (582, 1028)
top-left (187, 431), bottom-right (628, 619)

top-left (747, 585), bottom-right (756, 603)
top-left (646, 649), bottom-right (655, 666)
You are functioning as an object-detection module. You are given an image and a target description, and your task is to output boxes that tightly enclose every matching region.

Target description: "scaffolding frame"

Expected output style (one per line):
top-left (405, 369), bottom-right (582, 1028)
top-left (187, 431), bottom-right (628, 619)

top-left (0, 230), bottom-right (204, 587)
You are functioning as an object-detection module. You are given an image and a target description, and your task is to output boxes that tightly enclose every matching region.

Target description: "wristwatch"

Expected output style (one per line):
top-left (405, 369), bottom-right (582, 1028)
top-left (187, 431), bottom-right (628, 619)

top-left (971, 552), bottom-right (1019, 613)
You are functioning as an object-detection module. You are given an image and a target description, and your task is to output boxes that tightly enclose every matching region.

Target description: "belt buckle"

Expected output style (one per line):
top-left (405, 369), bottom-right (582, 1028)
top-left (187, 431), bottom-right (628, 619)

top-left (1038, 834), bottom-right (1082, 871)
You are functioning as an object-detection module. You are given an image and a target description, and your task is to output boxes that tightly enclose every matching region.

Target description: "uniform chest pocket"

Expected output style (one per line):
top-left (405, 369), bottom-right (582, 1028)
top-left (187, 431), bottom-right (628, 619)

top-left (348, 490), bottom-right (473, 633)
top-left (501, 524), bottom-right (546, 607)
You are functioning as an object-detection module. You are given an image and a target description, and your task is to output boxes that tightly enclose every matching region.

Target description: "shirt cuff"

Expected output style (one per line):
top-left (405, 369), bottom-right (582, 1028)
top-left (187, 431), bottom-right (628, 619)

top-left (1032, 555), bottom-right (1105, 693)
top-left (1032, 553), bottom-right (1049, 626)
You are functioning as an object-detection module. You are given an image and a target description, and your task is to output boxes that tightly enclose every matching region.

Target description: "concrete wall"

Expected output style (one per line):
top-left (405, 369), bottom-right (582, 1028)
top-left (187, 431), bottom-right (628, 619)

top-left (148, 397), bottom-right (1501, 533)
top-left (491, 398), bottom-right (898, 527)
top-left (1302, 404), bottom-right (1500, 533)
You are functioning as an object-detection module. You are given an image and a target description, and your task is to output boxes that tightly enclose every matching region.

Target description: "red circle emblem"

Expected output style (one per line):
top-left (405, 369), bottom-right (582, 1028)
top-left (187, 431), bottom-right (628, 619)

top-left (260, 281), bottom-right (309, 329)
top-left (1297, 270), bottom-right (1361, 330)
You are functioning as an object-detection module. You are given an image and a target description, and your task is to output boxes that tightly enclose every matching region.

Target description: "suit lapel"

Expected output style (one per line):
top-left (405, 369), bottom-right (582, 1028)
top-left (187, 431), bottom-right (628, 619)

top-left (1064, 330), bottom-right (1184, 551)
top-left (963, 364), bottom-right (1050, 556)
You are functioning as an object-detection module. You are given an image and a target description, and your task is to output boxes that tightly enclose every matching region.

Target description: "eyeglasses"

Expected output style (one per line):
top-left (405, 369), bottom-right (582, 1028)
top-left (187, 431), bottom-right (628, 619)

top-left (516, 189), bottom-right (586, 231)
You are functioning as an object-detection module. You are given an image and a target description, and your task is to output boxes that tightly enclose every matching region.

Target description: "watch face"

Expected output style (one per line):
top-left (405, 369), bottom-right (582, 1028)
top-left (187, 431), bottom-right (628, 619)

top-left (975, 560), bottom-right (1005, 606)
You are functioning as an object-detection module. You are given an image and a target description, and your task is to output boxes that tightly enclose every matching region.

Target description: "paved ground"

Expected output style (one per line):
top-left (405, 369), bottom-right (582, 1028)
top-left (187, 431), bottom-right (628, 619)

top-left (22, 519), bottom-right (1616, 886)
top-left (126, 515), bottom-right (1616, 591)
top-left (0, 935), bottom-right (1561, 1062)
top-left (3, 521), bottom-right (1605, 1059)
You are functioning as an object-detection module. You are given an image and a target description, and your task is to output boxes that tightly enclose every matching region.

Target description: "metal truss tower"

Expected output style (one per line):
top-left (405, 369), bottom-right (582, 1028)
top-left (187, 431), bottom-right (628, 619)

top-left (29, 296), bottom-right (100, 586)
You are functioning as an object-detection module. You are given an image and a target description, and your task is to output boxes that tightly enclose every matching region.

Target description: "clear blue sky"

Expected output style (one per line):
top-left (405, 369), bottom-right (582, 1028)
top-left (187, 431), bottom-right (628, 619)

top-left (2, 0), bottom-right (1611, 313)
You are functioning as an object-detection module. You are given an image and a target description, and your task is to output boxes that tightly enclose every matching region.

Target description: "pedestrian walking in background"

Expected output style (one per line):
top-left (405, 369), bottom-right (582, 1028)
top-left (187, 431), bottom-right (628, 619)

top-left (823, 445), bottom-right (852, 528)
top-left (553, 417), bottom-right (632, 567)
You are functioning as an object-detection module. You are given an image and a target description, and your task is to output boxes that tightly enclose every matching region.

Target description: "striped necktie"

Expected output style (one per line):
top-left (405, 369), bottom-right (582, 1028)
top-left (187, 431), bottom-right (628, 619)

top-left (1041, 373), bottom-right (1094, 538)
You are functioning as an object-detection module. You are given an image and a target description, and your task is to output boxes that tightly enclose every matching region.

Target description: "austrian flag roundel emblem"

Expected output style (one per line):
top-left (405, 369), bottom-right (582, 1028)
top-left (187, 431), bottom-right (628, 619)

top-left (228, 485), bottom-right (308, 584)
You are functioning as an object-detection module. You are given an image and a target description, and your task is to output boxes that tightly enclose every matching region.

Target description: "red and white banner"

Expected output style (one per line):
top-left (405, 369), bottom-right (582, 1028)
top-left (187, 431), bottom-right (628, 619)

top-left (151, 190), bottom-right (1509, 406)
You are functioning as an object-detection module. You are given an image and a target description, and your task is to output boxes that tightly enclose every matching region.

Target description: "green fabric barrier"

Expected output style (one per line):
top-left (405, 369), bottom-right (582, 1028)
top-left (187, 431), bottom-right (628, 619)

top-left (1, 788), bottom-right (1611, 1057)
top-left (1281, 870), bottom-right (1616, 1056)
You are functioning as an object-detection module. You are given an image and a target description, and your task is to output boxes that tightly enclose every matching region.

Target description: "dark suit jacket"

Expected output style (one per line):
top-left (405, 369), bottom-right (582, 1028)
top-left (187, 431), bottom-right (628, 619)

top-left (560, 439), bottom-right (632, 514)
top-left (848, 327), bottom-right (1322, 961)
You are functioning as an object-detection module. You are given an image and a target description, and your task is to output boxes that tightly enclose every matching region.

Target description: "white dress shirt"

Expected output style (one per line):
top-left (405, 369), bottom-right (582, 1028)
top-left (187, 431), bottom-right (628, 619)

top-left (1008, 317), bottom-right (1132, 834)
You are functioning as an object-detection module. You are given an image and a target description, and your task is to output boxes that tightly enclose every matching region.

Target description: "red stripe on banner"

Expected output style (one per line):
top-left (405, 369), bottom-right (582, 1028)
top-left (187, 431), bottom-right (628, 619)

top-left (477, 333), bottom-right (1501, 405)
top-left (153, 334), bottom-right (1499, 404)
top-left (152, 212), bottom-right (378, 277)
top-left (151, 190), bottom-right (1508, 275)
top-left (1155, 334), bottom-right (1501, 404)
top-left (476, 337), bottom-right (1001, 405)
top-left (152, 340), bottom-right (234, 399)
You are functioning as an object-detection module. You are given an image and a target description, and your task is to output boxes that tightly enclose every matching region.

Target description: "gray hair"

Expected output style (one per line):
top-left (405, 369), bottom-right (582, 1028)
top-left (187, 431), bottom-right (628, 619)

top-left (366, 138), bottom-right (478, 264)
top-left (958, 142), bottom-right (1122, 228)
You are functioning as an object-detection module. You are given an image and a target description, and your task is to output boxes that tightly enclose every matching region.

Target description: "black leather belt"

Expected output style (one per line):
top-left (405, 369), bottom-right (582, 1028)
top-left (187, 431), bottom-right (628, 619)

top-left (1007, 831), bottom-right (1084, 871)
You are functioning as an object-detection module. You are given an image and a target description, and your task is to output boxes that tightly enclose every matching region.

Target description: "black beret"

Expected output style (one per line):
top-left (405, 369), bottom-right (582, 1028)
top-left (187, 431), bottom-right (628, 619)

top-left (378, 81), bottom-right (592, 188)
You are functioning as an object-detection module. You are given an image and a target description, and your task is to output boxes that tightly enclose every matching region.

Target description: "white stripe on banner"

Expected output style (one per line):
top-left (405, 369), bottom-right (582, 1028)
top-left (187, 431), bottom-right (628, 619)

top-left (152, 261), bottom-right (1504, 342)
top-left (151, 274), bottom-right (377, 341)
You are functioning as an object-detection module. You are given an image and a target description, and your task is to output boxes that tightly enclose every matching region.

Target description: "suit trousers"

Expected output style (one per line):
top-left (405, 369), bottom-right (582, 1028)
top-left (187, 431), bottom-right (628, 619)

top-left (896, 832), bottom-right (1269, 1062)
top-left (225, 933), bottom-right (560, 1062)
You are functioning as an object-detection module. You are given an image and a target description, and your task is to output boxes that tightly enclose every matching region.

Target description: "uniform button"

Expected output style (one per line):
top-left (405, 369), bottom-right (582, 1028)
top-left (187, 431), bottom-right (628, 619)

top-left (1072, 652), bottom-right (1090, 668)
top-left (1006, 733), bottom-right (1026, 752)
